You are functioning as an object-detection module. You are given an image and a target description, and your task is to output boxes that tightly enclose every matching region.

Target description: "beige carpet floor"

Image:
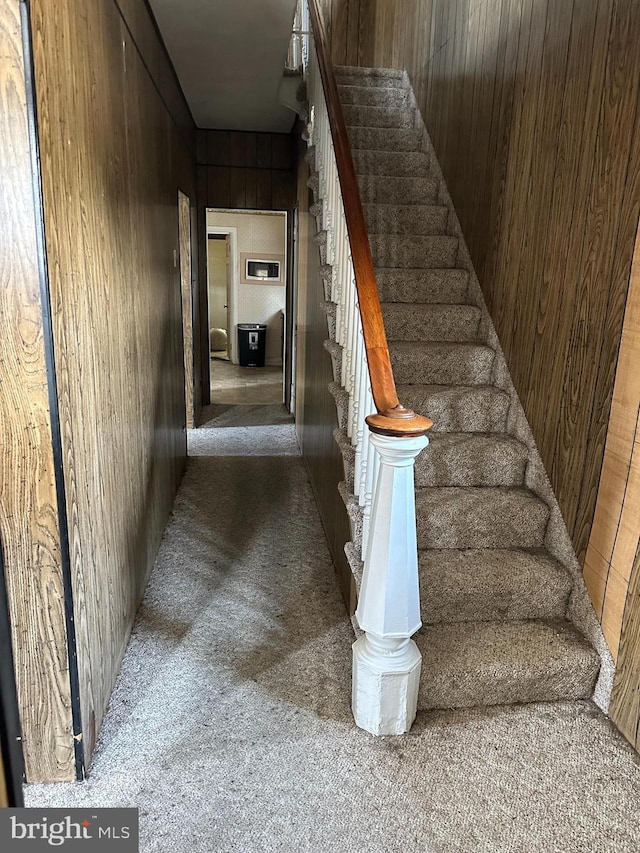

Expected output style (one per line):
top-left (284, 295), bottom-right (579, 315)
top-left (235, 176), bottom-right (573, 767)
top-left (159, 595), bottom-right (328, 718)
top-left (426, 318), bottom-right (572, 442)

top-left (25, 405), bottom-right (640, 852)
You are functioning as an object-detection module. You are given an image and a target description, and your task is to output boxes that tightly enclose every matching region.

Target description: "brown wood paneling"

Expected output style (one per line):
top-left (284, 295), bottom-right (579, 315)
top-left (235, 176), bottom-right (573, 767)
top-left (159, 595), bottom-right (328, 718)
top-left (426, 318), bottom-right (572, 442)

top-left (256, 133), bottom-right (273, 169)
top-left (610, 536), bottom-right (640, 746)
top-left (197, 130), bottom-right (295, 210)
top-left (0, 0), bottom-right (75, 781)
top-left (114, 0), bottom-right (195, 148)
top-left (30, 0), bottom-right (194, 772)
top-left (586, 219), bottom-right (640, 675)
top-left (334, 0), bottom-right (640, 570)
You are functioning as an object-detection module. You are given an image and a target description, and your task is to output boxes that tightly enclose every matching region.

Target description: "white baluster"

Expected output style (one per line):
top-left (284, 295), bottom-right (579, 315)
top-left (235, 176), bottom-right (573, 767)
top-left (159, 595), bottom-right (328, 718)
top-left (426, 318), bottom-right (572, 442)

top-left (350, 316), bottom-right (362, 442)
top-left (342, 262), bottom-right (354, 396)
top-left (352, 337), bottom-right (368, 497)
top-left (332, 206), bottom-right (342, 310)
top-left (335, 210), bottom-right (346, 342)
top-left (361, 393), bottom-right (377, 560)
top-left (352, 431), bottom-right (428, 735)
top-left (345, 277), bottom-right (357, 436)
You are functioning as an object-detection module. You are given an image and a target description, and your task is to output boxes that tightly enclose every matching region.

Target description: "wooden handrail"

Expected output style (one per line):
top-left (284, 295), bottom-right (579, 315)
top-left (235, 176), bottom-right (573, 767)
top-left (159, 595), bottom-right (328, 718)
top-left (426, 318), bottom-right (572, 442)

top-left (307, 0), bottom-right (432, 438)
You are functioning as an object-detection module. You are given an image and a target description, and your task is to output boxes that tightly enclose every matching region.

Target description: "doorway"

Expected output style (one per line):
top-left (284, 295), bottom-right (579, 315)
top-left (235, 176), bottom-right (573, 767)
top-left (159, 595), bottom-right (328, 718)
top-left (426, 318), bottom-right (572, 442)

top-left (206, 209), bottom-right (287, 406)
top-left (207, 235), bottom-right (229, 361)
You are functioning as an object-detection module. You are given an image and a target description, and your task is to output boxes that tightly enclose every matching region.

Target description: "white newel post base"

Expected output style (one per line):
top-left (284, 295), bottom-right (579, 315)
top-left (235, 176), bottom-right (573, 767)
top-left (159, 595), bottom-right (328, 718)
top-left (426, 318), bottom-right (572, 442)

top-left (352, 432), bottom-right (428, 736)
top-left (352, 635), bottom-right (422, 735)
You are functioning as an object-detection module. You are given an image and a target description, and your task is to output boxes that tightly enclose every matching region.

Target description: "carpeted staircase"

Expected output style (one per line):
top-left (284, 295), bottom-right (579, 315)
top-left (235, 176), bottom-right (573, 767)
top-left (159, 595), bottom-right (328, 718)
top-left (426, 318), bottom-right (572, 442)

top-left (309, 66), bottom-right (607, 714)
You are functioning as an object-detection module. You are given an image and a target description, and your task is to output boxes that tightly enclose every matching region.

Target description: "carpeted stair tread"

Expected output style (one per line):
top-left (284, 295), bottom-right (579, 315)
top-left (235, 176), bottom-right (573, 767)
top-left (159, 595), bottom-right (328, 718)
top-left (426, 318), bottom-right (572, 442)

top-left (359, 175), bottom-right (439, 205)
top-left (376, 269), bottom-right (469, 304)
top-left (419, 549), bottom-right (572, 623)
top-left (337, 84), bottom-right (412, 107)
top-left (415, 486), bottom-right (549, 549)
top-left (397, 384), bottom-right (510, 432)
top-left (382, 303), bottom-right (481, 343)
top-left (390, 341), bottom-right (495, 385)
top-left (347, 126), bottom-right (422, 151)
top-left (343, 103), bottom-right (415, 128)
top-left (416, 619), bottom-right (600, 709)
top-left (364, 203), bottom-right (448, 235)
top-left (415, 432), bottom-right (528, 487)
top-left (352, 149), bottom-right (430, 177)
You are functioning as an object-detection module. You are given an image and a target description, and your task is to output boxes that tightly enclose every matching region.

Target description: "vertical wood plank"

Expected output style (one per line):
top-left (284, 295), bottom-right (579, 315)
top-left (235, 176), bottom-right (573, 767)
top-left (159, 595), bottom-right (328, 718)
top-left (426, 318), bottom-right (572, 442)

top-left (610, 540), bottom-right (640, 746)
top-left (229, 131), bottom-right (247, 167)
top-left (228, 168), bottom-right (247, 208)
top-left (0, 0), bottom-right (74, 782)
top-left (30, 0), bottom-right (193, 773)
top-left (256, 133), bottom-right (273, 169)
top-left (256, 169), bottom-right (273, 208)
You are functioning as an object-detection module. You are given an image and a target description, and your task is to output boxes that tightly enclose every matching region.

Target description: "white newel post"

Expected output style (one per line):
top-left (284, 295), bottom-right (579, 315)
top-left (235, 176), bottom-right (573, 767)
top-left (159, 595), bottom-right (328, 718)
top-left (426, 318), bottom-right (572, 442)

top-left (352, 430), bottom-right (429, 735)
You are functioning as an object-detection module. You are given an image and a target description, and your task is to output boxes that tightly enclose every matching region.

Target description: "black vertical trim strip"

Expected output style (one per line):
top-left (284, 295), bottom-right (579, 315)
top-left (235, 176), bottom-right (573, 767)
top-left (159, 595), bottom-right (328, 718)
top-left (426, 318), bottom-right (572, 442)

top-left (19, 0), bottom-right (85, 781)
top-left (0, 536), bottom-right (25, 805)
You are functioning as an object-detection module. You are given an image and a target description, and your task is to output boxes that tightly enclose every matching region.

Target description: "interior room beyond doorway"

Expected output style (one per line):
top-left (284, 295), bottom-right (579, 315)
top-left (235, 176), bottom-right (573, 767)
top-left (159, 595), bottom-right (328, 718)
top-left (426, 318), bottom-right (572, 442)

top-left (207, 208), bottom-right (286, 406)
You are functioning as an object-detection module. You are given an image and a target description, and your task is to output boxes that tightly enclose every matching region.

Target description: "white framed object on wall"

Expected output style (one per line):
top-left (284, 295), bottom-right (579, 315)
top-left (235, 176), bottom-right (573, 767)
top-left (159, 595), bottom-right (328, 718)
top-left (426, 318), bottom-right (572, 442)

top-left (240, 252), bottom-right (285, 285)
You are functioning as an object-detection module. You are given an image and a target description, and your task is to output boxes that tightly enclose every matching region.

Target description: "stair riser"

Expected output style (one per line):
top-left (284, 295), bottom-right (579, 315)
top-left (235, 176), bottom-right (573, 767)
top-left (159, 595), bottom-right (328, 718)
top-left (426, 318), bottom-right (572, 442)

top-left (344, 104), bottom-right (414, 128)
top-left (364, 205), bottom-right (448, 235)
top-left (417, 667), bottom-right (597, 710)
top-left (397, 386), bottom-right (510, 433)
top-left (336, 73), bottom-right (406, 89)
top-left (348, 126), bottom-right (421, 151)
top-left (377, 270), bottom-right (469, 304)
top-left (390, 345), bottom-right (495, 385)
top-left (414, 617), bottom-right (599, 710)
top-left (422, 588), bottom-right (570, 624)
top-left (353, 150), bottom-right (430, 177)
top-left (372, 236), bottom-right (458, 268)
top-left (415, 437), bottom-right (528, 487)
top-left (419, 550), bottom-right (572, 624)
top-left (338, 86), bottom-right (412, 107)
top-left (359, 177), bottom-right (438, 205)
top-left (382, 305), bottom-right (481, 343)
top-left (415, 489), bottom-right (549, 549)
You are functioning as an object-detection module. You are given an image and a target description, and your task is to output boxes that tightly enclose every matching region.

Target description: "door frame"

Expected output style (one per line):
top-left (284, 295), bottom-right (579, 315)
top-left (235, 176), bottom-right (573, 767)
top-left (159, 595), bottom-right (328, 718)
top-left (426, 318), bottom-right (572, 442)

top-left (284, 206), bottom-right (298, 413)
top-left (178, 190), bottom-right (195, 429)
top-left (207, 225), bottom-right (238, 364)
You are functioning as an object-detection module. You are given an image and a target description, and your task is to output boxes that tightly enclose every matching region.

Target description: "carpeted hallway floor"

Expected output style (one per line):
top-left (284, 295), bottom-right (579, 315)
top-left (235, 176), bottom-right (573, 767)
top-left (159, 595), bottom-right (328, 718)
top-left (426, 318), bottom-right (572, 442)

top-left (25, 405), bottom-right (640, 852)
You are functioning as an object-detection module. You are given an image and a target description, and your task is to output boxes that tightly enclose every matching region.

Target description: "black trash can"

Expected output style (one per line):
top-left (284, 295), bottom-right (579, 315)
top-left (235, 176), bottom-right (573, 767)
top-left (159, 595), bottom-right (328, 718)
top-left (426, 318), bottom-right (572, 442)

top-left (237, 323), bottom-right (267, 367)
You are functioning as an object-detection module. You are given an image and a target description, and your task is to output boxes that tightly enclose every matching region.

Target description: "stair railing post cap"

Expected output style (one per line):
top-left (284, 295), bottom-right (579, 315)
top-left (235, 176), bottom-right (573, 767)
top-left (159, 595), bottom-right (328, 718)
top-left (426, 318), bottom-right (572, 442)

top-left (369, 431), bottom-right (428, 462)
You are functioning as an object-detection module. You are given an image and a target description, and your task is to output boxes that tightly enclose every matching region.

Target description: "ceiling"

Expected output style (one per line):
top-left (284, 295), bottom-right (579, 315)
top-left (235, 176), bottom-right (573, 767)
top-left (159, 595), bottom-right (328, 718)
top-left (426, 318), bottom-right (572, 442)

top-left (148, 0), bottom-right (299, 133)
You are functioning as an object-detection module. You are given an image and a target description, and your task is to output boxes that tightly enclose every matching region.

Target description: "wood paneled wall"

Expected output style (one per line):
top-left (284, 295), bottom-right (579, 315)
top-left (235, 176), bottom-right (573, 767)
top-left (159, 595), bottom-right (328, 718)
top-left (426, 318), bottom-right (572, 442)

top-left (294, 141), bottom-right (354, 610)
top-left (1, 0), bottom-right (198, 780)
top-left (584, 222), bottom-right (640, 662)
top-left (197, 130), bottom-right (296, 212)
top-left (196, 129), bottom-right (296, 406)
top-left (114, 0), bottom-right (195, 147)
top-left (600, 223), bottom-right (640, 744)
top-left (325, 0), bottom-right (640, 571)
top-left (0, 0), bottom-right (75, 781)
